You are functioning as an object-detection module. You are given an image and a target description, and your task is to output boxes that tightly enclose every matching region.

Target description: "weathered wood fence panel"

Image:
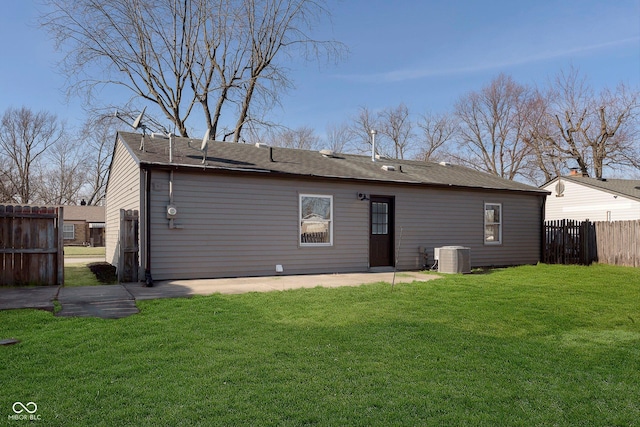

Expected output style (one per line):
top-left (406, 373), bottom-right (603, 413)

top-left (118, 209), bottom-right (139, 282)
top-left (543, 219), bottom-right (596, 265)
top-left (544, 219), bottom-right (640, 267)
top-left (0, 205), bottom-right (64, 286)
top-left (594, 220), bottom-right (640, 267)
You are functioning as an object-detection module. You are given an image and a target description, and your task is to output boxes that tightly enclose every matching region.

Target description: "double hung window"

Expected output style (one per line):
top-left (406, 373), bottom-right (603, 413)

top-left (300, 195), bottom-right (333, 246)
top-left (484, 203), bottom-right (502, 244)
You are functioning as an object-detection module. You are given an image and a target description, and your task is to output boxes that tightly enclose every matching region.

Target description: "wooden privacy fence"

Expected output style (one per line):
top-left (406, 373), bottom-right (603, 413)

top-left (593, 220), bottom-right (640, 267)
top-left (544, 219), bottom-right (640, 267)
top-left (544, 219), bottom-right (596, 265)
top-left (0, 205), bottom-right (64, 286)
top-left (118, 209), bottom-right (139, 282)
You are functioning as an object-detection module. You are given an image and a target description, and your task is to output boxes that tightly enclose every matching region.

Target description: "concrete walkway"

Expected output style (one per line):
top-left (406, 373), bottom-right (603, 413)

top-left (1, 271), bottom-right (439, 319)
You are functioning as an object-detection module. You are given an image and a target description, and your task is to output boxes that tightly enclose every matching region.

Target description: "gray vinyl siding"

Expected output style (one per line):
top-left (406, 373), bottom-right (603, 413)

top-left (148, 171), bottom-right (368, 280)
top-left (105, 139), bottom-right (141, 268)
top-left (366, 184), bottom-right (543, 270)
top-left (146, 170), bottom-right (543, 280)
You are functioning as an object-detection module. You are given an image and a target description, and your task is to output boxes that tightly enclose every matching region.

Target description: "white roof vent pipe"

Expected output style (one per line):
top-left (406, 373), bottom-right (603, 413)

top-left (370, 129), bottom-right (377, 162)
top-left (168, 133), bottom-right (173, 163)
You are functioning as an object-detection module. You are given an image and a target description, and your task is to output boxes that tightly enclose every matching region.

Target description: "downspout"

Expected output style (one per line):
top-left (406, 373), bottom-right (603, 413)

top-left (169, 170), bottom-right (175, 229)
top-left (144, 168), bottom-right (153, 287)
top-left (168, 133), bottom-right (177, 230)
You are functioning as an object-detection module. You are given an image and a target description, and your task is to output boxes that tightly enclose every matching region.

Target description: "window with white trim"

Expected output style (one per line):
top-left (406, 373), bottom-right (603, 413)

top-left (484, 203), bottom-right (502, 244)
top-left (300, 194), bottom-right (333, 246)
top-left (63, 224), bottom-right (75, 240)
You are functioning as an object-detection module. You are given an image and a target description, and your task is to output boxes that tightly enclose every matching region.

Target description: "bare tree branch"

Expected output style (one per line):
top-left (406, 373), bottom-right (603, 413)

top-left (452, 74), bottom-right (533, 180)
top-left (414, 111), bottom-right (457, 162)
top-left (0, 107), bottom-right (66, 204)
top-left (41, 0), bottom-right (346, 141)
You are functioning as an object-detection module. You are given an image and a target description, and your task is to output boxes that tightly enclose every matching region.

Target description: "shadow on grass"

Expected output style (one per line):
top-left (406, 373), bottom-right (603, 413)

top-left (87, 262), bottom-right (117, 284)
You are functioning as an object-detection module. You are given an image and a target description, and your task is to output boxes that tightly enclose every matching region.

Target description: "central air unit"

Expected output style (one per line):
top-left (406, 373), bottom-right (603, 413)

top-left (437, 246), bottom-right (471, 274)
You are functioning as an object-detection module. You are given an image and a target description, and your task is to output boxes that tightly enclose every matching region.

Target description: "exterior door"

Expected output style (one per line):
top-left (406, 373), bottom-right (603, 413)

top-left (369, 196), bottom-right (394, 267)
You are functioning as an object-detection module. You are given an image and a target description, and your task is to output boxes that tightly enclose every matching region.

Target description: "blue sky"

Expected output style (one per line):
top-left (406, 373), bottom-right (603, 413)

top-left (1, 0), bottom-right (639, 138)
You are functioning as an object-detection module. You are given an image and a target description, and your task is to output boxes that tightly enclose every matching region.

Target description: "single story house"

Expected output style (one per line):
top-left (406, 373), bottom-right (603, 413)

top-left (541, 173), bottom-right (640, 221)
top-left (62, 205), bottom-right (105, 246)
top-left (106, 131), bottom-right (549, 282)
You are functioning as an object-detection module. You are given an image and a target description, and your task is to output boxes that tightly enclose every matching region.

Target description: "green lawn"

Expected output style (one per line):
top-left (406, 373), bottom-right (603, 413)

top-left (1, 264), bottom-right (638, 426)
top-left (64, 246), bottom-right (106, 257)
top-left (63, 264), bottom-right (102, 287)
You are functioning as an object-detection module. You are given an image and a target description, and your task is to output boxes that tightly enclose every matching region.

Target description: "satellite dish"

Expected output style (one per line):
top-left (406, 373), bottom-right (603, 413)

top-left (200, 128), bottom-right (210, 151)
top-left (132, 106), bottom-right (147, 130)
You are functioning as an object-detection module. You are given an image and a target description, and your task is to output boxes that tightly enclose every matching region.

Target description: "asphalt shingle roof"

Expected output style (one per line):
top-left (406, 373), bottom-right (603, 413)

top-left (118, 131), bottom-right (547, 195)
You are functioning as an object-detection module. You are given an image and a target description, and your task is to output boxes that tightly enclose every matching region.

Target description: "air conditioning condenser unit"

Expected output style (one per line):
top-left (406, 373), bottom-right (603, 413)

top-left (437, 246), bottom-right (471, 274)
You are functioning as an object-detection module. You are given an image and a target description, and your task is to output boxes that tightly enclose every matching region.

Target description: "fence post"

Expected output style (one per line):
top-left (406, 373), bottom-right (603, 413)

top-left (57, 207), bottom-right (64, 285)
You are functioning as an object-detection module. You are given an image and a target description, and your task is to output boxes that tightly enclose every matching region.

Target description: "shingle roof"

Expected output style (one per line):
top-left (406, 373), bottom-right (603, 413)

top-left (118, 131), bottom-right (548, 195)
top-left (551, 175), bottom-right (640, 201)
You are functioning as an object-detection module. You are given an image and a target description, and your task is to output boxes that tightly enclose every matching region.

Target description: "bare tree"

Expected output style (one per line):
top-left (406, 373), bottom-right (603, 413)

top-left (414, 111), bottom-right (457, 162)
top-left (42, 0), bottom-right (346, 141)
top-left (36, 138), bottom-right (88, 205)
top-left (0, 107), bottom-right (66, 204)
top-left (0, 156), bottom-right (16, 203)
top-left (349, 107), bottom-right (387, 156)
top-left (530, 67), bottom-right (640, 179)
top-left (452, 74), bottom-right (533, 180)
top-left (324, 122), bottom-right (353, 153)
top-left (269, 126), bottom-right (319, 150)
top-left (378, 103), bottom-right (413, 159)
top-left (78, 114), bottom-right (120, 205)
top-left (532, 68), bottom-right (594, 177)
top-left (580, 84), bottom-right (639, 178)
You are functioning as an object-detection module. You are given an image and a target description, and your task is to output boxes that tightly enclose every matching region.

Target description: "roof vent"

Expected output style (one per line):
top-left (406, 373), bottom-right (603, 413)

top-left (439, 161), bottom-right (452, 166)
top-left (255, 142), bottom-right (269, 148)
top-left (319, 149), bottom-right (336, 158)
top-left (381, 165), bottom-right (396, 171)
top-left (151, 133), bottom-right (169, 139)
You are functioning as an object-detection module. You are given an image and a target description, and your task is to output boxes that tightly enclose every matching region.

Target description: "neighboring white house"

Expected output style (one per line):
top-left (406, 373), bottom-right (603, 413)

top-left (542, 174), bottom-right (640, 221)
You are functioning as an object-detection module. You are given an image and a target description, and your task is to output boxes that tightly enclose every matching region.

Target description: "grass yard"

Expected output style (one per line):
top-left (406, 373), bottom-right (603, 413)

top-left (64, 263), bottom-right (117, 287)
top-left (1, 264), bottom-right (638, 426)
top-left (63, 246), bottom-right (106, 257)
top-left (63, 265), bottom-right (103, 287)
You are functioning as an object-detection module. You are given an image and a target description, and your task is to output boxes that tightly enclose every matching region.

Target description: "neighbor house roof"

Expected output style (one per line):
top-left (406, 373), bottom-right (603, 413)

top-left (117, 131), bottom-right (548, 195)
top-left (545, 176), bottom-right (640, 202)
top-left (62, 205), bottom-right (105, 222)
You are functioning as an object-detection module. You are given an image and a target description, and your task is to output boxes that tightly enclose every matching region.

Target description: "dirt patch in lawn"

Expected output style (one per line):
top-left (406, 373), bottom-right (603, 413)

top-left (87, 262), bottom-right (118, 284)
